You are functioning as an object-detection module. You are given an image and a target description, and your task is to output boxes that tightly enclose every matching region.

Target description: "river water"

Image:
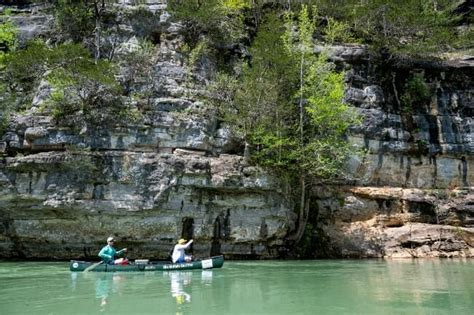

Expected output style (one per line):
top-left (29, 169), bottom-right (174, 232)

top-left (0, 259), bottom-right (472, 315)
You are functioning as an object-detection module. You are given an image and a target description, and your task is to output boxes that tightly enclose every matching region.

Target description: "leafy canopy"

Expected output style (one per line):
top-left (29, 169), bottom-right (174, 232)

top-left (0, 9), bottom-right (19, 132)
top-left (210, 5), bottom-right (360, 180)
top-left (2, 40), bottom-right (131, 128)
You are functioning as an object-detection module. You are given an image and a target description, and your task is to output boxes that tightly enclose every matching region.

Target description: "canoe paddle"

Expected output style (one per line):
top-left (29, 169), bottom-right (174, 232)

top-left (84, 261), bottom-right (103, 272)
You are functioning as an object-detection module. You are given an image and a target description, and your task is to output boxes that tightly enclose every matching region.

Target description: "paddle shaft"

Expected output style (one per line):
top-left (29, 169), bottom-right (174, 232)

top-left (85, 247), bottom-right (128, 272)
top-left (84, 261), bottom-right (103, 272)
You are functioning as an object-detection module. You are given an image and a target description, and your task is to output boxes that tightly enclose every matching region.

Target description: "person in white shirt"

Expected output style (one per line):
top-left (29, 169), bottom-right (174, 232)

top-left (172, 239), bottom-right (193, 263)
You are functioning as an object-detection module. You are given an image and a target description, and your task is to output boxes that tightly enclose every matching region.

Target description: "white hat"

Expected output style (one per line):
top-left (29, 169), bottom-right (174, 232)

top-left (107, 236), bottom-right (115, 242)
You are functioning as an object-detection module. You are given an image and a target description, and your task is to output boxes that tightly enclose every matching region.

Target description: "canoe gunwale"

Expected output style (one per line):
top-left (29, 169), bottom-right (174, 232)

top-left (70, 255), bottom-right (224, 272)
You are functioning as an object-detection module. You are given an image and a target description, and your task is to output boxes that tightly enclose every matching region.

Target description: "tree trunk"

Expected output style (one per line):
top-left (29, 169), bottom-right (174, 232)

top-left (243, 141), bottom-right (251, 164)
top-left (299, 52), bottom-right (304, 148)
top-left (289, 49), bottom-right (308, 244)
top-left (94, 20), bottom-right (101, 60)
top-left (93, 1), bottom-right (101, 60)
top-left (289, 174), bottom-right (308, 243)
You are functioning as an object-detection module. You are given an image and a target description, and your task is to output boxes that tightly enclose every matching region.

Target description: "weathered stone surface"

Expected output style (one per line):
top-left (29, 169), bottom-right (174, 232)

top-left (0, 4), bottom-right (473, 260)
top-left (314, 44), bottom-right (369, 62)
top-left (344, 53), bottom-right (474, 188)
top-left (0, 151), bottom-right (293, 259)
top-left (312, 186), bottom-right (474, 258)
top-left (10, 14), bottom-right (53, 44)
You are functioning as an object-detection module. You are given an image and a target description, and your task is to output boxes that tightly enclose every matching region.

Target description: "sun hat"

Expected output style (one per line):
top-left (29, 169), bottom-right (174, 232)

top-left (178, 239), bottom-right (186, 244)
top-left (107, 236), bottom-right (115, 242)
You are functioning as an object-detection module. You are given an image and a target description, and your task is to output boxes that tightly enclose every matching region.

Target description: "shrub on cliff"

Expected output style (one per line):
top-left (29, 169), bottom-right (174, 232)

top-left (170, 0), bottom-right (472, 59)
top-left (0, 9), bottom-right (19, 133)
top-left (308, 0), bottom-right (472, 56)
top-left (400, 72), bottom-right (431, 113)
top-left (1, 40), bottom-right (135, 130)
top-left (51, 0), bottom-right (119, 60)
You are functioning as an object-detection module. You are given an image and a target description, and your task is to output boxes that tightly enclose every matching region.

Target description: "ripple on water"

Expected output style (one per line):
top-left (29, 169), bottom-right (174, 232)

top-left (0, 260), bottom-right (472, 315)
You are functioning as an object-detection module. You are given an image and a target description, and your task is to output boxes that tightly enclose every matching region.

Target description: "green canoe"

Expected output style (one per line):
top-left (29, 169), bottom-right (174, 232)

top-left (70, 255), bottom-right (224, 272)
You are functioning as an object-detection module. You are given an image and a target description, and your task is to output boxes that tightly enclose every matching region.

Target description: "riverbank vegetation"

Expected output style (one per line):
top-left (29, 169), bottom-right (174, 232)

top-left (167, 0), bottom-right (472, 244)
top-left (1, 0), bottom-right (472, 247)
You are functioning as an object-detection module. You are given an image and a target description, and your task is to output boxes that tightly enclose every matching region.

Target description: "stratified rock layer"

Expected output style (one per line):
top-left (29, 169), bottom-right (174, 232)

top-left (0, 2), bottom-right (472, 259)
top-left (312, 186), bottom-right (473, 258)
top-left (0, 150), bottom-right (294, 259)
top-left (311, 44), bottom-right (473, 258)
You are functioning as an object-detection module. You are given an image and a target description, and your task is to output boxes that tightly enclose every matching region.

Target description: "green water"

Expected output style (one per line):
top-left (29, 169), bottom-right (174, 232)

top-left (0, 260), bottom-right (472, 315)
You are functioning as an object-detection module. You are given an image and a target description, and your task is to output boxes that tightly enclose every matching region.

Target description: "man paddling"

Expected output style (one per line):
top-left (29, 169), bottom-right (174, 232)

top-left (172, 239), bottom-right (193, 263)
top-left (98, 236), bottom-right (128, 265)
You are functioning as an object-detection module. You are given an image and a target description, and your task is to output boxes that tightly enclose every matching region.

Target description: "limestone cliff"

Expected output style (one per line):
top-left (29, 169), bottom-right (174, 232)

top-left (310, 45), bottom-right (474, 258)
top-left (0, 1), bottom-right (472, 259)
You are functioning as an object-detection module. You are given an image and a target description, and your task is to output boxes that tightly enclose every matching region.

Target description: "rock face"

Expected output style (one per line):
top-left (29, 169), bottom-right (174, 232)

top-left (0, 3), bottom-right (473, 259)
top-left (309, 45), bottom-right (474, 258)
top-left (0, 150), bottom-right (293, 259)
top-left (0, 2), bottom-right (294, 260)
top-left (312, 186), bottom-right (473, 258)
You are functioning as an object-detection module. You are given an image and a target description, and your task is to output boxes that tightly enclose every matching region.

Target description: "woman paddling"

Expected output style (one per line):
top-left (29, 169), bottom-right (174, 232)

top-left (98, 236), bottom-right (128, 265)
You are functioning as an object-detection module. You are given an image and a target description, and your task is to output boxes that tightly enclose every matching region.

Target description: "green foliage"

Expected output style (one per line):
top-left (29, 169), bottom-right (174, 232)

top-left (168, 0), bottom-right (250, 71)
top-left (180, 38), bottom-right (212, 85)
top-left (2, 40), bottom-right (132, 129)
top-left (283, 5), bottom-right (317, 57)
top-left (323, 17), bottom-right (357, 44)
top-left (0, 10), bottom-right (18, 133)
top-left (166, 0), bottom-right (468, 59)
top-left (46, 54), bottom-right (123, 125)
top-left (210, 13), bottom-right (298, 169)
top-left (118, 39), bottom-right (159, 108)
top-left (400, 72), bottom-right (431, 112)
top-left (0, 10), bottom-right (18, 54)
top-left (187, 40), bottom-right (211, 69)
top-left (0, 82), bottom-right (13, 134)
top-left (305, 55), bottom-right (356, 134)
top-left (282, 5), bottom-right (359, 179)
top-left (168, 0), bottom-right (247, 47)
top-left (53, 0), bottom-right (95, 42)
top-left (320, 0), bottom-right (466, 55)
top-left (52, 0), bottom-right (118, 59)
top-left (221, 0), bottom-right (251, 10)
top-left (250, 128), bottom-right (297, 168)
top-left (302, 55), bottom-right (360, 177)
top-left (210, 6), bottom-right (359, 180)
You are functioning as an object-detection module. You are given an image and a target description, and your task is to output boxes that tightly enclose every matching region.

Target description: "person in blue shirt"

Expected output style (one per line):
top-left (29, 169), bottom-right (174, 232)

top-left (98, 236), bottom-right (128, 264)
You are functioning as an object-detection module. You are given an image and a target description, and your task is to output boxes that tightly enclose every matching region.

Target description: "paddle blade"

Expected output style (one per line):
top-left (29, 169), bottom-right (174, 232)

top-left (84, 261), bottom-right (102, 272)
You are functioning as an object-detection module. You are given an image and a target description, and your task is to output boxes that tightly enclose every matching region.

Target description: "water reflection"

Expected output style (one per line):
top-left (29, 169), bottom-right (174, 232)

top-left (69, 269), bottom-right (214, 313)
top-left (95, 274), bottom-right (125, 310)
top-left (95, 275), bottom-right (109, 309)
top-left (62, 260), bottom-right (474, 315)
top-left (73, 272), bottom-right (129, 312)
top-left (164, 270), bottom-right (213, 306)
top-left (1, 261), bottom-right (472, 314)
top-left (166, 271), bottom-right (192, 305)
top-left (201, 270), bottom-right (213, 285)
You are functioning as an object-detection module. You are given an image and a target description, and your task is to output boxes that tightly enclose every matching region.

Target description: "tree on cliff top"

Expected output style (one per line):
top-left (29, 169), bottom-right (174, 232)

top-left (307, 0), bottom-right (472, 56)
top-left (170, 0), bottom-right (472, 58)
top-left (168, 0), bottom-right (249, 47)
